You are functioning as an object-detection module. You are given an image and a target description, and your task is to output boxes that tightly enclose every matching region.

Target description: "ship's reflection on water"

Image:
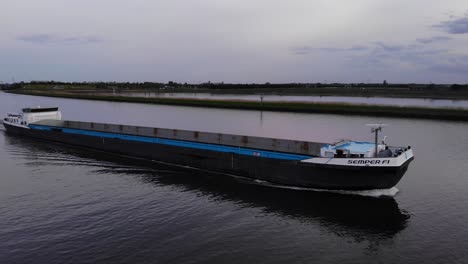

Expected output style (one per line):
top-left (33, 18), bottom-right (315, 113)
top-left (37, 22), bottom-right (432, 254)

top-left (4, 132), bottom-right (410, 246)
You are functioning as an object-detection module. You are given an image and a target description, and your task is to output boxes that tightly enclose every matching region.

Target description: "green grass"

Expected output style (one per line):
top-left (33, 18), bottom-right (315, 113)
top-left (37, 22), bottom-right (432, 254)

top-left (8, 90), bottom-right (468, 121)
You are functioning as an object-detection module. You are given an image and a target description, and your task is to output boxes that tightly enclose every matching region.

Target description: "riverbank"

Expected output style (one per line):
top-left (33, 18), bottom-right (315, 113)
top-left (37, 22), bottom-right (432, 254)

top-left (3, 81), bottom-right (468, 100)
top-left (7, 90), bottom-right (468, 121)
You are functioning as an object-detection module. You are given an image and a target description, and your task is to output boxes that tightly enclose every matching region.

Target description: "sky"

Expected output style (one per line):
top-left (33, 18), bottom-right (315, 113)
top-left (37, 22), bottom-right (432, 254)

top-left (1, 0), bottom-right (468, 84)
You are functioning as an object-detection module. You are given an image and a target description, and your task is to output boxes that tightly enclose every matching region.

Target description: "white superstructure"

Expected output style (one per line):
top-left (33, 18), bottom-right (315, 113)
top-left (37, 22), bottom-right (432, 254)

top-left (305, 123), bottom-right (414, 168)
top-left (2, 107), bottom-right (62, 129)
top-left (302, 148), bottom-right (414, 167)
top-left (319, 140), bottom-right (386, 158)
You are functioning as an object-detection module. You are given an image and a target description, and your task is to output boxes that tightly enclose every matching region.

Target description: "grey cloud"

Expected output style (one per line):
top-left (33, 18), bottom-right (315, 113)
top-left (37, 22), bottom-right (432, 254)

top-left (373, 42), bottom-right (409, 52)
top-left (294, 41), bottom-right (445, 60)
top-left (344, 42), bottom-right (449, 72)
top-left (17, 34), bottom-right (54, 44)
top-left (62, 36), bottom-right (102, 44)
top-left (429, 62), bottom-right (468, 75)
top-left (370, 45), bottom-right (445, 64)
top-left (17, 34), bottom-right (103, 45)
top-left (291, 46), bottom-right (315, 55)
top-left (416, 36), bottom-right (452, 44)
top-left (348, 46), bottom-right (369, 51)
top-left (460, 55), bottom-right (468, 62)
top-left (441, 55), bottom-right (468, 68)
top-left (433, 15), bottom-right (468, 34)
top-left (291, 45), bottom-right (369, 55)
top-left (291, 42), bottom-right (435, 67)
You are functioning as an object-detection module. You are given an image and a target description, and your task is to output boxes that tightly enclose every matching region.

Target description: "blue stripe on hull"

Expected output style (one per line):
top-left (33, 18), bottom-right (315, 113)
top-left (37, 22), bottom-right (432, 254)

top-left (28, 124), bottom-right (313, 161)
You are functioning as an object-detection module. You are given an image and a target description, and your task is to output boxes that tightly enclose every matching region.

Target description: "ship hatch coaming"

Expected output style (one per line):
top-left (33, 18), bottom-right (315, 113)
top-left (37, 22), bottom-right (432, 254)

top-left (28, 124), bottom-right (314, 161)
top-left (32, 119), bottom-right (327, 157)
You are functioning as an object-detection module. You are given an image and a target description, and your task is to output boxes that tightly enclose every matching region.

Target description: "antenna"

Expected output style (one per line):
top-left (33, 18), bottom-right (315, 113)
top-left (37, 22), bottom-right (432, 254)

top-left (365, 124), bottom-right (388, 156)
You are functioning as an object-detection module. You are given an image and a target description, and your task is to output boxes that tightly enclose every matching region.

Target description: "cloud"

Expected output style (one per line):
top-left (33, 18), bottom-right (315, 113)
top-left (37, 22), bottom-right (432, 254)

top-left (433, 15), bottom-right (468, 34)
top-left (429, 62), bottom-right (468, 75)
top-left (291, 42), bottom-right (449, 72)
top-left (416, 36), bottom-right (452, 44)
top-left (17, 34), bottom-right (103, 45)
top-left (17, 34), bottom-right (54, 44)
top-left (429, 55), bottom-right (468, 76)
top-left (347, 46), bottom-right (369, 51)
top-left (307, 41), bottom-right (450, 75)
top-left (290, 46), bottom-right (314, 55)
top-left (459, 55), bottom-right (468, 62)
top-left (372, 44), bottom-right (447, 64)
top-left (291, 45), bottom-right (369, 55)
top-left (295, 42), bottom-right (420, 55)
top-left (62, 36), bottom-right (102, 44)
top-left (373, 42), bottom-right (408, 52)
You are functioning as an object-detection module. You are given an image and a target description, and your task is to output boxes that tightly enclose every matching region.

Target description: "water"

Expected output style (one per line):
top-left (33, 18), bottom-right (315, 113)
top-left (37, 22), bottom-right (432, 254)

top-left (112, 92), bottom-right (468, 109)
top-left (1, 92), bottom-right (468, 264)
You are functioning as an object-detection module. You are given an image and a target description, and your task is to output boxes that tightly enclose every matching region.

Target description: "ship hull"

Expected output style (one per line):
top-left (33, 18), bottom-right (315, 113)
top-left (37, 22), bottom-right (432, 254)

top-left (3, 122), bottom-right (412, 190)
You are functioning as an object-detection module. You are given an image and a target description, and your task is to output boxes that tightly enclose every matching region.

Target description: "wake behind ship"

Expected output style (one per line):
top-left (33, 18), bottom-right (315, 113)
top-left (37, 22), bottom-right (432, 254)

top-left (2, 107), bottom-right (414, 190)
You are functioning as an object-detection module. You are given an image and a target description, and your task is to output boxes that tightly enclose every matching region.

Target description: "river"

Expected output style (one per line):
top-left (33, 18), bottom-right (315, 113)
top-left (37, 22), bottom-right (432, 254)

top-left (0, 92), bottom-right (467, 264)
top-left (111, 92), bottom-right (468, 109)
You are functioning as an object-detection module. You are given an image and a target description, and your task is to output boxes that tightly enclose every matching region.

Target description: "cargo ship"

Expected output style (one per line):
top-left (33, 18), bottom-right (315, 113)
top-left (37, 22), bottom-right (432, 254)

top-left (2, 107), bottom-right (414, 190)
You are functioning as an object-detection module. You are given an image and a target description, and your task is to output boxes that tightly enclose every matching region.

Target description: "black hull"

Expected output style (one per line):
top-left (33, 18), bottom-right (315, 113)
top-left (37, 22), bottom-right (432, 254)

top-left (3, 123), bottom-right (412, 190)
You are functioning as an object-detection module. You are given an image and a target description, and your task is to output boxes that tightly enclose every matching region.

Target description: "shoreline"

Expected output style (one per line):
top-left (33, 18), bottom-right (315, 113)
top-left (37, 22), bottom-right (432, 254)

top-left (6, 90), bottom-right (468, 121)
top-left (9, 87), bottom-right (468, 100)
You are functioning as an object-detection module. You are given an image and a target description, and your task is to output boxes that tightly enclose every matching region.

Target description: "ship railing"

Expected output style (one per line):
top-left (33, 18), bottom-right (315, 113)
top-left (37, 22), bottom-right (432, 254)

top-left (7, 113), bottom-right (22, 118)
top-left (379, 146), bottom-right (410, 158)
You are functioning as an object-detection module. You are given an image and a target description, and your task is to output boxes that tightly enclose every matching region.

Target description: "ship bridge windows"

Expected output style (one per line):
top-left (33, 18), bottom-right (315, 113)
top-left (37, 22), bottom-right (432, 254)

top-left (335, 149), bottom-right (346, 158)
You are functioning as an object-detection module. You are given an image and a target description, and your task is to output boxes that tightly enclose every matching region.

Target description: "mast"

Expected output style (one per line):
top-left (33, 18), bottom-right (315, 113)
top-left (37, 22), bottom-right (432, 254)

top-left (366, 124), bottom-right (387, 156)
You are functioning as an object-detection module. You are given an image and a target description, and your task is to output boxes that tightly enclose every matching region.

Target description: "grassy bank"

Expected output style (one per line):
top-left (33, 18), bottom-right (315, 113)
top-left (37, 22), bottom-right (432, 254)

top-left (7, 90), bottom-right (468, 121)
top-left (3, 82), bottom-right (468, 99)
